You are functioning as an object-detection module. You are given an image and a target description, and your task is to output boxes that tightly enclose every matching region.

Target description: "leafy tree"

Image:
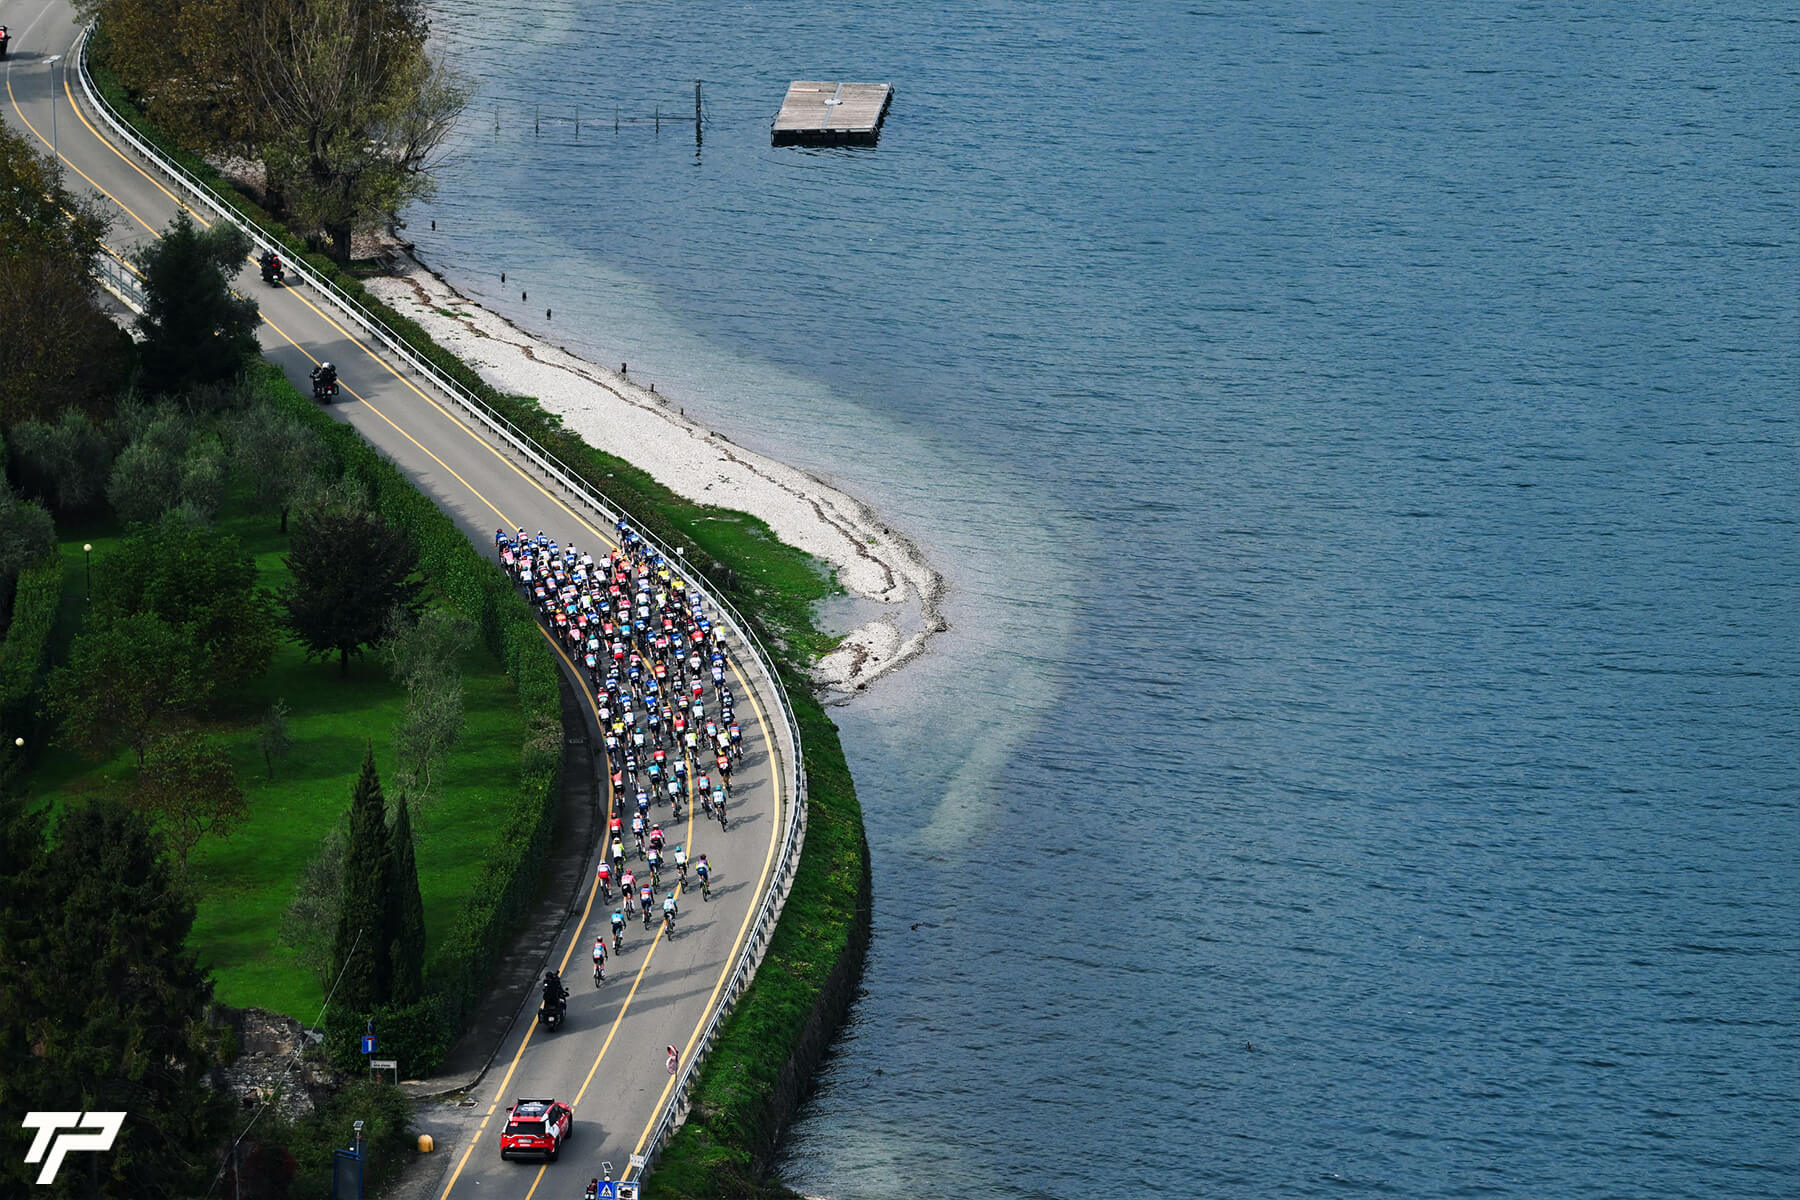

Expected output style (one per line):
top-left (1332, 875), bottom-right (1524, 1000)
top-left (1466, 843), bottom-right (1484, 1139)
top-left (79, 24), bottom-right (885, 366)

top-left (176, 436), bottom-right (228, 522)
top-left (7, 411), bottom-right (117, 514)
top-left (0, 799), bottom-right (229, 1198)
top-left (383, 607), bottom-right (468, 803)
top-left (257, 699), bottom-right (295, 779)
top-left (249, 0), bottom-right (470, 262)
top-left (228, 403), bottom-right (329, 533)
top-left (0, 487), bottom-right (56, 584)
top-left (332, 746), bottom-right (393, 1013)
top-left (0, 123), bottom-right (130, 425)
top-left (98, 514), bottom-right (277, 692)
top-left (47, 614), bottom-right (211, 765)
top-left (105, 404), bottom-right (197, 525)
top-left (386, 795), bottom-right (425, 1006)
top-left (79, 0), bottom-right (256, 152)
top-left (131, 732), bottom-right (247, 871)
top-left (284, 506), bottom-right (424, 676)
top-left (132, 209), bottom-right (259, 395)
top-left (280, 817), bottom-right (347, 991)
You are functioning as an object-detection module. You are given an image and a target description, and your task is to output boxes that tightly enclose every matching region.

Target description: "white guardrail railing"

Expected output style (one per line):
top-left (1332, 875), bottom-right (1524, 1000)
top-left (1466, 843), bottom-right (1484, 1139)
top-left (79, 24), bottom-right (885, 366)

top-left (72, 24), bottom-right (808, 1181)
top-left (93, 247), bottom-right (147, 312)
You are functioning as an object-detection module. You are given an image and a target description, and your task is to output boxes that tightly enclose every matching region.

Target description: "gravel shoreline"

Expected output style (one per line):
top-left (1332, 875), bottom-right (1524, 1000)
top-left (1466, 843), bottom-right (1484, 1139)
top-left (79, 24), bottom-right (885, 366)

top-left (364, 250), bottom-right (946, 698)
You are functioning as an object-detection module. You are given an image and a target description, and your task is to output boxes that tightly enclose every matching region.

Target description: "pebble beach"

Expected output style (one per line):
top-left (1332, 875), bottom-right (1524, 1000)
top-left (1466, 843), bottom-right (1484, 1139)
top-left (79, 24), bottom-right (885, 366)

top-left (364, 252), bottom-right (946, 699)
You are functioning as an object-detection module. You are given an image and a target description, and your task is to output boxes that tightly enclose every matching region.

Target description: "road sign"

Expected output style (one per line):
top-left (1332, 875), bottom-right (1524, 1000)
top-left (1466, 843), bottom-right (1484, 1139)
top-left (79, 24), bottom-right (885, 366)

top-left (361, 1036), bottom-right (377, 1054)
top-left (618, 1184), bottom-right (641, 1200)
top-left (629, 1154), bottom-right (647, 1169)
top-left (370, 1059), bottom-right (397, 1070)
top-left (594, 1183), bottom-right (617, 1200)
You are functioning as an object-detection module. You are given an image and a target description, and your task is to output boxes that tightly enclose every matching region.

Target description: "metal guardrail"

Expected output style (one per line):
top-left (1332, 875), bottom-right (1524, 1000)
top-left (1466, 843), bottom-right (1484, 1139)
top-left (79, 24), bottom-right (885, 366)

top-left (93, 248), bottom-right (146, 312)
top-left (72, 24), bottom-right (809, 1181)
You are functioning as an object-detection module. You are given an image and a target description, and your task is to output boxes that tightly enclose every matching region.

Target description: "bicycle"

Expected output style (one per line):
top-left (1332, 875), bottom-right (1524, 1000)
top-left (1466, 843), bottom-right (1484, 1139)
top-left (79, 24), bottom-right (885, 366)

top-left (701, 873), bottom-right (711, 901)
top-left (592, 960), bottom-right (605, 987)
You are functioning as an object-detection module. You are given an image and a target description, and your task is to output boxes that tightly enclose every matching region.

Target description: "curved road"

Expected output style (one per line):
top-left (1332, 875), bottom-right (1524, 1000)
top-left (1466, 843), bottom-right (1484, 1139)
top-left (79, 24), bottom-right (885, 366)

top-left (3, 7), bottom-right (799, 1196)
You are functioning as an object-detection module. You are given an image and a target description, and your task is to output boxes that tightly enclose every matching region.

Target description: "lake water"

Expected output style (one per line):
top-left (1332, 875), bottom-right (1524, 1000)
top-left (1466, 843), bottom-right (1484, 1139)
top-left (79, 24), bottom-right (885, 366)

top-left (402, 2), bottom-right (1799, 1194)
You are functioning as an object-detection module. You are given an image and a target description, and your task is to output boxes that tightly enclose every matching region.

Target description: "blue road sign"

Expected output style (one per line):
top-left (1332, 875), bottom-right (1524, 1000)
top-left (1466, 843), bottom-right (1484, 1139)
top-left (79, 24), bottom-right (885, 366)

top-left (594, 1183), bottom-right (618, 1200)
top-left (361, 1035), bottom-right (377, 1054)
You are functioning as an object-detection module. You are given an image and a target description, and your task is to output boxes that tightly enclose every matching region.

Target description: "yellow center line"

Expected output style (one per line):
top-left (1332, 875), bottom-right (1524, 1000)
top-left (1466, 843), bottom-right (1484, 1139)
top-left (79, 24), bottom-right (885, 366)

top-left (5, 72), bottom-right (162, 236)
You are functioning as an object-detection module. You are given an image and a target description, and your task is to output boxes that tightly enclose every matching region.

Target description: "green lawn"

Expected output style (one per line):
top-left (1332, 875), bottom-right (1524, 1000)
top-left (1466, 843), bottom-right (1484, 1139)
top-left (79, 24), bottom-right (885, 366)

top-left (31, 504), bottom-right (527, 1021)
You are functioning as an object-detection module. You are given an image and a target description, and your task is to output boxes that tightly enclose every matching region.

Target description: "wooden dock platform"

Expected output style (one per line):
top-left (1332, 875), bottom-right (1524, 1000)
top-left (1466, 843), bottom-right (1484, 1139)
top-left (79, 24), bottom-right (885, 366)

top-left (772, 81), bottom-right (894, 146)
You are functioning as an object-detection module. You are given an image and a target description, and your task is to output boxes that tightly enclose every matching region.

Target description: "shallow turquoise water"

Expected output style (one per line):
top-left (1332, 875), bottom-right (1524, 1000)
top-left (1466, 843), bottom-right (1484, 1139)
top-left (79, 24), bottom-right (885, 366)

top-left (403, 2), bottom-right (1799, 1194)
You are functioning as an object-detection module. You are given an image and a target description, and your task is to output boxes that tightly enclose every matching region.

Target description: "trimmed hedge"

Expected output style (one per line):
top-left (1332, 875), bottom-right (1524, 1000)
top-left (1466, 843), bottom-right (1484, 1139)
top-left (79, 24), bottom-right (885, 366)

top-left (250, 364), bottom-right (561, 1073)
top-left (0, 558), bottom-right (66, 781)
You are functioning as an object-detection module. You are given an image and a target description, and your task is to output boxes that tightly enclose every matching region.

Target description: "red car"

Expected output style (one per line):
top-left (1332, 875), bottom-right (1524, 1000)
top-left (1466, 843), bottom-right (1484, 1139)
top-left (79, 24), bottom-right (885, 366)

top-left (500, 1098), bottom-right (573, 1161)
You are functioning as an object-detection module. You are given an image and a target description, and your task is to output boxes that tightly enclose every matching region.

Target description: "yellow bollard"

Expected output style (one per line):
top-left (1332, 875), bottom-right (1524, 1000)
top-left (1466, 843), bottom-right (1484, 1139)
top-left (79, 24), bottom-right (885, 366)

top-left (417, 1134), bottom-right (435, 1153)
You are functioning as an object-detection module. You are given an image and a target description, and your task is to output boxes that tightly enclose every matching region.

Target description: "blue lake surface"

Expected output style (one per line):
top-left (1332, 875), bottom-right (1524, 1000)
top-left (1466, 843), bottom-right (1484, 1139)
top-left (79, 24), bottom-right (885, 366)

top-left (404, 2), bottom-right (1798, 1194)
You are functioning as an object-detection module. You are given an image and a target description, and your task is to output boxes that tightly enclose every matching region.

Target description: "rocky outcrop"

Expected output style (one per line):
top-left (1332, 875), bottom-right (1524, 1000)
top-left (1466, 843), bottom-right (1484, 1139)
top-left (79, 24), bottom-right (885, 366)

top-left (210, 1008), bottom-right (332, 1122)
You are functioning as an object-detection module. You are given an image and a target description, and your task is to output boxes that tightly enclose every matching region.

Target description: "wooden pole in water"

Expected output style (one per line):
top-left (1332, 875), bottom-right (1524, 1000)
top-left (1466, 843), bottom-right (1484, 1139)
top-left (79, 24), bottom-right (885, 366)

top-left (655, 104), bottom-right (660, 134)
top-left (695, 81), bottom-right (702, 146)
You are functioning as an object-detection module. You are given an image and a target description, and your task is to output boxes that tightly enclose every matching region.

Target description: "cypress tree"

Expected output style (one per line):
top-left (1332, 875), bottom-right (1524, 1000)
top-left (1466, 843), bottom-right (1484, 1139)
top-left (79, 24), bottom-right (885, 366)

top-left (332, 745), bottom-right (393, 1013)
top-left (387, 794), bottom-right (427, 1006)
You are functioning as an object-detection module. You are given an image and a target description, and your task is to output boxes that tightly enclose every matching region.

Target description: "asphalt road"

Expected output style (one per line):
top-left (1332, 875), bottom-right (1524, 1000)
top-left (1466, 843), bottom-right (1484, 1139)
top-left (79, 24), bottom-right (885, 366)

top-left (3, 9), bottom-right (799, 1196)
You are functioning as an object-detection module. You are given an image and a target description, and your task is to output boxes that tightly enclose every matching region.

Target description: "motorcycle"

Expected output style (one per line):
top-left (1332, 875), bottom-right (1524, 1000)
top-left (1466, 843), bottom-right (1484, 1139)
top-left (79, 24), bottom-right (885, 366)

top-left (0, 28), bottom-right (12, 60)
top-left (259, 253), bottom-right (285, 286)
top-left (540, 994), bottom-right (566, 1031)
top-left (310, 371), bottom-right (339, 403)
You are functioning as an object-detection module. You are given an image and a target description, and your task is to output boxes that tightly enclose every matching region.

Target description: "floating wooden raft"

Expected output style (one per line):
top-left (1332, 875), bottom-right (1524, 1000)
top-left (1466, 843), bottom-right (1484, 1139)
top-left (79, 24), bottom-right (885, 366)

top-left (771, 81), bottom-right (894, 146)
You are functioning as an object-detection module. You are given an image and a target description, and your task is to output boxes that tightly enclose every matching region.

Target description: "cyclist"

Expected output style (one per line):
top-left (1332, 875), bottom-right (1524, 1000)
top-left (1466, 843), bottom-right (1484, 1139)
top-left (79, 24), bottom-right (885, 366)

top-left (640, 882), bottom-right (655, 928)
top-left (609, 837), bottom-right (625, 875)
top-left (610, 909), bottom-right (625, 951)
top-left (696, 854), bottom-right (711, 900)
top-left (662, 891), bottom-right (678, 934)
top-left (596, 860), bottom-right (613, 900)
top-left (649, 824), bottom-right (665, 854)
top-left (622, 869), bottom-right (637, 913)
top-left (674, 844), bottom-right (688, 884)
top-left (647, 845), bottom-right (662, 886)
top-left (591, 935), bottom-right (607, 984)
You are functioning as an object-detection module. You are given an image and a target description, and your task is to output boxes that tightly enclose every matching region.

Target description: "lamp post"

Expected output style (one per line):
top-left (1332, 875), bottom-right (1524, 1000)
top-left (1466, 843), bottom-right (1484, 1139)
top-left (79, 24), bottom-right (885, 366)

top-left (43, 55), bottom-right (61, 162)
top-left (83, 543), bottom-right (92, 600)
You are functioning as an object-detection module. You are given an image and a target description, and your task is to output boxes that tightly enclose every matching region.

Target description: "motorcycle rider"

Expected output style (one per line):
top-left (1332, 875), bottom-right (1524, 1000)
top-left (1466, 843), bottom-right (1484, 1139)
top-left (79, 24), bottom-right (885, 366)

top-left (310, 360), bottom-right (337, 397)
top-left (0, 28), bottom-right (11, 60)
top-left (259, 250), bottom-right (284, 283)
top-left (541, 969), bottom-right (568, 1019)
